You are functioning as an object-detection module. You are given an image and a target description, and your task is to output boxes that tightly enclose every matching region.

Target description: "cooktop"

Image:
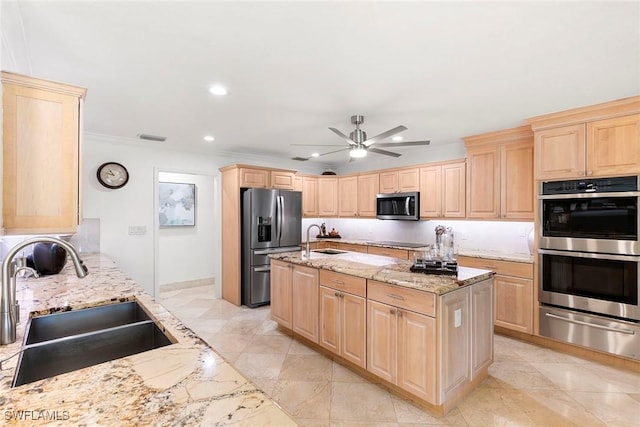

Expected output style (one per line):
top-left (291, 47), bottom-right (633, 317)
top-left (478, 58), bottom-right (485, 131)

top-left (368, 241), bottom-right (428, 248)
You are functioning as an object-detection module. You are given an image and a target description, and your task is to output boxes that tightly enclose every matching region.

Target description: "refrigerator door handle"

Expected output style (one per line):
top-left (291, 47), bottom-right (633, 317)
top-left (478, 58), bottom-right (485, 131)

top-left (279, 195), bottom-right (285, 241)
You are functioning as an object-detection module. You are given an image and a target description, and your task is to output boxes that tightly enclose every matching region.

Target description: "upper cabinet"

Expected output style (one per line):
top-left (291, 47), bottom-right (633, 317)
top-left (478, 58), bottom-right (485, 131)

top-left (528, 96), bottom-right (640, 180)
top-left (302, 176), bottom-right (318, 217)
top-left (2, 71), bottom-right (86, 234)
top-left (464, 126), bottom-right (534, 220)
top-left (357, 173), bottom-right (379, 217)
top-left (270, 170), bottom-right (296, 189)
top-left (379, 167), bottom-right (419, 194)
top-left (318, 176), bottom-right (338, 217)
top-left (239, 167), bottom-right (269, 188)
top-left (419, 160), bottom-right (466, 219)
top-left (338, 175), bottom-right (358, 217)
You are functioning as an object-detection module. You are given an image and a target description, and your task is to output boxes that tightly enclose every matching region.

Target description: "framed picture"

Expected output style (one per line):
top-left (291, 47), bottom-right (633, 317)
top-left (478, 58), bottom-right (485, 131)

top-left (159, 182), bottom-right (196, 227)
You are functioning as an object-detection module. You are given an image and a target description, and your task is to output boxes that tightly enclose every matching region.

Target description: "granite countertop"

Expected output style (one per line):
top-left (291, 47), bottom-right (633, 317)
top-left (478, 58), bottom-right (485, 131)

top-left (305, 238), bottom-right (534, 264)
top-left (0, 254), bottom-right (295, 426)
top-left (271, 250), bottom-right (493, 295)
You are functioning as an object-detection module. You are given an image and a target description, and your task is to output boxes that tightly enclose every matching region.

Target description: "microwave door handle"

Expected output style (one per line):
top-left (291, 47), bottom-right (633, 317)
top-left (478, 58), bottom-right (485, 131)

top-left (392, 200), bottom-right (398, 214)
top-left (405, 197), bottom-right (410, 215)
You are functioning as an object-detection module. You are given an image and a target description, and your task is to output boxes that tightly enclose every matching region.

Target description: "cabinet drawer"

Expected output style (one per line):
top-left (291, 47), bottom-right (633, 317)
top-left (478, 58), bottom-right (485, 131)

top-left (367, 280), bottom-right (435, 317)
top-left (367, 246), bottom-right (409, 259)
top-left (338, 243), bottom-right (368, 253)
top-left (320, 270), bottom-right (366, 297)
top-left (457, 256), bottom-right (532, 279)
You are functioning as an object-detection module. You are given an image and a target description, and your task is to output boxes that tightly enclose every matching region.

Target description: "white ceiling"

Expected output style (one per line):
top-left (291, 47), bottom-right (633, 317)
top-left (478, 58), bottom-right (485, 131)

top-left (2, 1), bottom-right (639, 171)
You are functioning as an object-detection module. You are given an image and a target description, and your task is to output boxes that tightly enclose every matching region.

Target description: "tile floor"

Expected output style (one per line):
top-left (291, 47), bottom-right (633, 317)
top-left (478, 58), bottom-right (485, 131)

top-left (160, 285), bottom-right (640, 426)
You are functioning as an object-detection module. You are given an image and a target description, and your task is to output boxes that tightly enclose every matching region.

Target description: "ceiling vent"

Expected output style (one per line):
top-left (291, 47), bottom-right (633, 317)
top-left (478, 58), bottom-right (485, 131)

top-left (137, 133), bottom-right (166, 142)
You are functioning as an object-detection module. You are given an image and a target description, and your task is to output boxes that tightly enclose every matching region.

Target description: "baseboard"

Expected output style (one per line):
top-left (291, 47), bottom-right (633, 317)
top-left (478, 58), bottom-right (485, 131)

top-left (159, 277), bottom-right (215, 292)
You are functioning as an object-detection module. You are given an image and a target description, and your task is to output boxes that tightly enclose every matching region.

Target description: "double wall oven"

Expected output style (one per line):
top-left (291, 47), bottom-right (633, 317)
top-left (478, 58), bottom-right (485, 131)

top-left (538, 176), bottom-right (640, 360)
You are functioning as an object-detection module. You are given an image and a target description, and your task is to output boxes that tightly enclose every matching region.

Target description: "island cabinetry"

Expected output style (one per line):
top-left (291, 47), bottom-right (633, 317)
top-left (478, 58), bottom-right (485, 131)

top-left (292, 264), bottom-right (319, 343)
top-left (419, 160), bottom-right (466, 219)
top-left (270, 260), bottom-right (293, 328)
top-left (318, 177), bottom-right (338, 217)
top-left (2, 71), bottom-right (86, 234)
top-left (357, 173), bottom-right (379, 217)
top-left (338, 175), bottom-right (358, 217)
top-left (528, 96), bottom-right (640, 180)
top-left (379, 168), bottom-right (419, 194)
top-left (458, 256), bottom-right (533, 334)
top-left (464, 125), bottom-right (534, 220)
top-left (319, 270), bottom-right (366, 368)
top-left (367, 281), bottom-right (436, 402)
top-left (302, 176), bottom-right (318, 217)
top-left (367, 246), bottom-right (409, 260)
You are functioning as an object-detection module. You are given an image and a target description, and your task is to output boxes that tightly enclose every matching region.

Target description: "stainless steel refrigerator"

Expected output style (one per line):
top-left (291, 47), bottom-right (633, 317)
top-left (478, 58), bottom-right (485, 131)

top-left (241, 188), bottom-right (302, 307)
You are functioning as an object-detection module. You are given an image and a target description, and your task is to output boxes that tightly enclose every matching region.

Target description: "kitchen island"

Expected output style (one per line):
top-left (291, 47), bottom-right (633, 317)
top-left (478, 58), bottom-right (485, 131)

top-left (269, 249), bottom-right (495, 415)
top-left (0, 254), bottom-right (295, 426)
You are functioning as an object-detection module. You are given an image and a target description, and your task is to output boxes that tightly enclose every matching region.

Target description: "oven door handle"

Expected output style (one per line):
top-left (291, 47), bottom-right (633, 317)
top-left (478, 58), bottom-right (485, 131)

top-left (544, 312), bottom-right (635, 335)
top-left (538, 248), bottom-right (640, 262)
top-left (538, 191), bottom-right (640, 199)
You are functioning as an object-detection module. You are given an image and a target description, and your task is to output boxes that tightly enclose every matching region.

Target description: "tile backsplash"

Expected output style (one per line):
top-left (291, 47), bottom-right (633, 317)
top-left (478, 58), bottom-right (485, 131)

top-left (303, 218), bottom-right (534, 256)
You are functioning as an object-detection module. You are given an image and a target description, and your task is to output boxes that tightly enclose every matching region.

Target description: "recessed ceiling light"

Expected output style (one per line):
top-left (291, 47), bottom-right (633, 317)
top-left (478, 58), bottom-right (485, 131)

top-left (203, 135), bottom-right (215, 142)
top-left (311, 152), bottom-right (320, 157)
top-left (209, 84), bottom-right (228, 96)
top-left (392, 136), bottom-right (403, 142)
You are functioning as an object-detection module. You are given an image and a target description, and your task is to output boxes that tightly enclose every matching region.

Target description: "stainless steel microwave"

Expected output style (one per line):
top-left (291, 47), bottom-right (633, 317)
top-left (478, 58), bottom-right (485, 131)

top-left (376, 192), bottom-right (420, 220)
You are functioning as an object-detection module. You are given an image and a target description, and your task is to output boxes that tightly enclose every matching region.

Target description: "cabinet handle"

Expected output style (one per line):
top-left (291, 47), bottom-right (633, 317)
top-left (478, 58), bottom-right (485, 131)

top-left (587, 171), bottom-right (593, 176)
top-left (578, 171), bottom-right (585, 177)
top-left (398, 310), bottom-right (403, 318)
top-left (332, 279), bottom-right (345, 285)
top-left (390, 309), bottom-right (397, 315)
top-left (335, 292), bottom-right (340, 297)
top-left (387, 293), bottom-right (405, 301)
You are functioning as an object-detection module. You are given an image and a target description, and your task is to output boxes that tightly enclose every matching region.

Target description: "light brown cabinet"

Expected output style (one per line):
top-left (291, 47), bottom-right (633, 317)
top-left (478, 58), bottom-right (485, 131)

top-left (2, 71), bottom-right (86, 234)
top-left (319, 270), bottom-right (366, 368)
top-left (419, 160), bottom-right (466, 218)
top-left (464, 126), bottom-right (534, 220)
top-left (239, 167), bottom-right (269, 188)
top-left (318, 177), bottom-right (338, 217)
top-left (338, 175), bottom-right (358, 217)
top-left (367, 246), bottom-right (409, 260)
top-left (379, 168), bottom-right (419, 194)
top-left (534, 115), bottom-right (640, 180)
top-left (292, 264), bottom-right (319, 343)
top-left (357, 173), bottom-right (379, 217)
top-left (302, 176), bottom-right (318, 217)
top-left (458, 256), bottom-right (533, 334)
top-left (270, 170), bottom-right (296, 189)
top-left (270, 260), bottom-right (293, 329)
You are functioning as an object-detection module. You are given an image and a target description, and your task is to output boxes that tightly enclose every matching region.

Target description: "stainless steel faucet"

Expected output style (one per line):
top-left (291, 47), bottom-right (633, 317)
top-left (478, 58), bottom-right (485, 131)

top-left (305, 224), bottom-right (321, 258)
top-left (1, 236), bottom-right (88, 345)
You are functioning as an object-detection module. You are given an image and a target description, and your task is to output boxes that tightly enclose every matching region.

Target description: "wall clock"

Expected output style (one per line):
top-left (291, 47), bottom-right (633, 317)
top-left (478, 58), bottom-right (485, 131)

top-left (97, 162), bottom-right (129, 189)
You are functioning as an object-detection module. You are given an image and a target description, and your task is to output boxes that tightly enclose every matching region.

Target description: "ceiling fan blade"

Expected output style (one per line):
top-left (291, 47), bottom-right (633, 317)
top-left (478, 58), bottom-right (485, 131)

top-left (363, 125), bottom-right (407, 146)
top-left (290, 144), bottom-right (346, 147)
top-left (368, 147), bottom-right (402, 158)
top-left (328, 127), bottom-right (356, 145)
top-left (374, 140), bottom-right (431, 147)
top-left (292, 147), bottom-right (349, 161)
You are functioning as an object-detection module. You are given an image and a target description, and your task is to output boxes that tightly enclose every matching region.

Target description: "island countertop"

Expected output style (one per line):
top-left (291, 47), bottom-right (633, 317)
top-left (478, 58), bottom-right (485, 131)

top-left (0, 253), bottom-right (295, 426)
top-left (270, 250), bottom-right (493, 295)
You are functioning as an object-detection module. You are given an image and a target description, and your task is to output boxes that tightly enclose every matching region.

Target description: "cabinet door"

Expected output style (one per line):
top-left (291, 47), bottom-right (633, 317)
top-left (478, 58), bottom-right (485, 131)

top-left (367, 246), bottom-right (409, 260)
top-left (293, 175), bottom-right (303, 192)
top-left (3, 80), bottom-right (82, 234)
top-left (397, 309), bottom-right (436, 402)
top-left (270, 260), bottom-right (293, 328)
top-left (318, 177), bottom-right (338, 216)
top-left (319, 286), bottom-right (341, 355)
top-left (442, 162), bottom-right (466, 218)
top-left (357, 173), bottom-right (379, 217)
top-left (471, 279), bottom-right (494, 379)
top-left (440, 288), bottom-right (470, 398)
top-left (587, 114), bottom-right (640, 176)
top-left (534, 124), bottom-right (586, 180)
top-left (271, 171), bottom-right (295, 189)
top-left (494, 275), bottom-right (533, 334)
top-left (501, 140), bottom-right (534, 220)
top-left (367, 300), bottom-right (396, 383)
top-left (302, 177), bottom-right (318, 217)
top-left (419, 166), bottom-right (441, 218)
top-left (398, 168), bottom-right (420, 192)
top-left (379, 171), bottom-right (398, 194)
top-left (240, 168), bottom-right (269, 188)
top-left (292, 265), bottom-right (319, 343)
top-left (466, 145), bottom-right (500, 219)
top-left (338, 176), bottom-right (358, 217)
top-left (341, 293), bottom-right (366, 368)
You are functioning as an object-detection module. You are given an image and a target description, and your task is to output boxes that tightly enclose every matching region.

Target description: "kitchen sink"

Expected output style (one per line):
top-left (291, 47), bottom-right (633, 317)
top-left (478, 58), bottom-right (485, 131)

top-left (12, 301), bottom-right (174, 387)
top-left (312, 249), bottom-right (347, 255)
top-left (24, 301), bottom-right (152, 345)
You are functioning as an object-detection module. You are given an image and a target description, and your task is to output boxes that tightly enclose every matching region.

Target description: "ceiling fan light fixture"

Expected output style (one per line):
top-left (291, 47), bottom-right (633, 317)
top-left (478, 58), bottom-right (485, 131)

top-left (392, 135), bottom-right (403, 142)
top-left (311, 152), bottom-right (320, 157)
top-left (208, 84), bottom-right (228, 96)
top-left (349, 146), bottom-right (367, 158)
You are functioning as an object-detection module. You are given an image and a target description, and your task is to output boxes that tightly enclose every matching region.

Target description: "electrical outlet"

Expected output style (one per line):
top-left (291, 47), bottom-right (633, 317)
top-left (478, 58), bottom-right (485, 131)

top-left (128, 226), bottom-right (146, 236)
top-left (517, 226), bottom-right (526, 237)
top-left (454, 309), bottom-right (462, 328)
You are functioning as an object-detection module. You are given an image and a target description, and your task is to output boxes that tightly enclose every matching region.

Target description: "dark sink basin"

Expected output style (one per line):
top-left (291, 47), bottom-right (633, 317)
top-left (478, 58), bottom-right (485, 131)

top-left (13, 321), bottom-right (172, 387)
top-left (312, 249), bottom-right (347, 255)
top-left (25, 301), bottom-right (152, 345)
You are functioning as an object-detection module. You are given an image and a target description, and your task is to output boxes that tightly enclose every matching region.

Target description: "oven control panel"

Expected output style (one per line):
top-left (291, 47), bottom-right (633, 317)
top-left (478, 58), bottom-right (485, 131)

top-left (541, 176), bottom-right (638, 195)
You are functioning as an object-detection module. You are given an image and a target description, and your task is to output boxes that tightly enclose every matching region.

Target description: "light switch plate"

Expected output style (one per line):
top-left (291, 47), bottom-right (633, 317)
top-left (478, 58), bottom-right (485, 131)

top-left (128, 225), bottom-right (147, 235)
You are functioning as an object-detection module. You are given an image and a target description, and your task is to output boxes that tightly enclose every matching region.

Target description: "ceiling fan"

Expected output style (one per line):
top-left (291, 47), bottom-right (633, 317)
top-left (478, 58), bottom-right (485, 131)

top-left (291, 115), bottom-right (430, 161)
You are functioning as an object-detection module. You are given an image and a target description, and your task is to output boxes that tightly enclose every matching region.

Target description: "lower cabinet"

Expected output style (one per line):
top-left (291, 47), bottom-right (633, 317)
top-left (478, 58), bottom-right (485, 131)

top-left (270, 260), bottom-right (293, 329)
